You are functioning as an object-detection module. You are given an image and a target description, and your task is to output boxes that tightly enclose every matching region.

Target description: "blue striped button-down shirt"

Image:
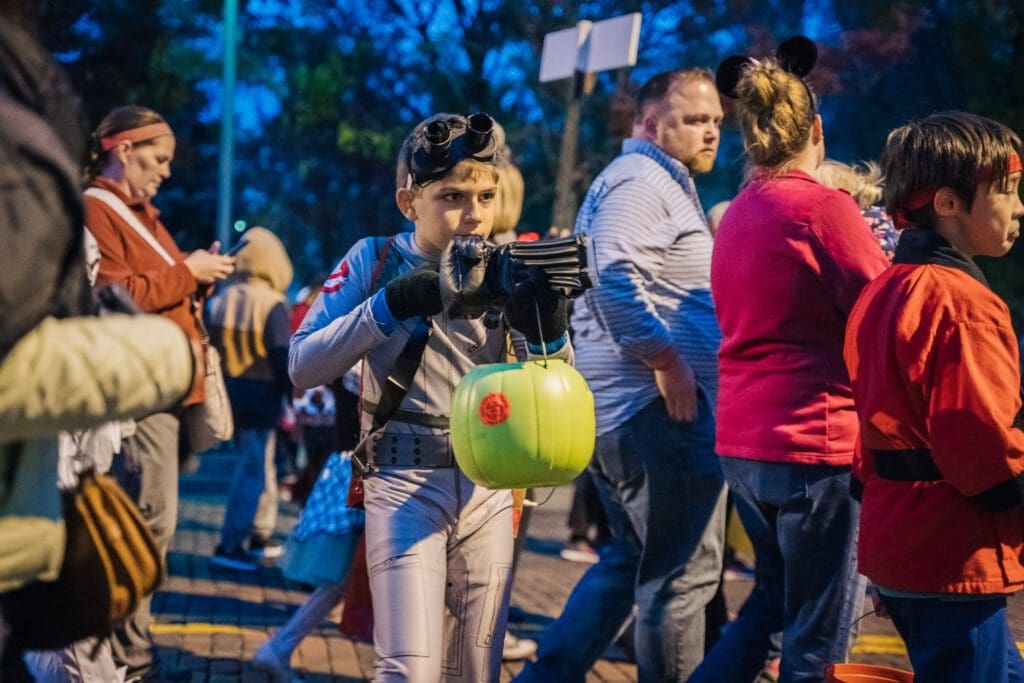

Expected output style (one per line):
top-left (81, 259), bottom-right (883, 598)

top-left (572, 138), bottom-right (721, 435)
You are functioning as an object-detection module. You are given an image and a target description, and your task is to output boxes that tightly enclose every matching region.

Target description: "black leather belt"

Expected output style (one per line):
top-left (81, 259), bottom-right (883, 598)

top-left (364, 431), bottom-right (453, 468)
top-left (874, 449), bottom-right (942, 481)
top-left (873, 448), bottom-right (1023, 513)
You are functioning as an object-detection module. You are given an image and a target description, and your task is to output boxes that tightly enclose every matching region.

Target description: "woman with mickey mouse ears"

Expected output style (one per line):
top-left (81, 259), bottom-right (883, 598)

top-left (689, 38), bottom-right (890, 682)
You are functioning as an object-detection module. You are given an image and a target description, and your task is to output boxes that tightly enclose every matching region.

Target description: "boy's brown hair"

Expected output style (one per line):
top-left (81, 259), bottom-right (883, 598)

top-left (880, 111), bottom-right (1022, 229)
top-left (395, 113), bottom-right (500, 192)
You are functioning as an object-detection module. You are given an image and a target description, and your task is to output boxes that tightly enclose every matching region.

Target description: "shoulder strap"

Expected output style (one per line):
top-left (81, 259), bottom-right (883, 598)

top-left (351, 236), bottom-right (434, 472)
top-left (368, 235), bottom-right (401, 293)
top-left (364, 234), bottom-right (431, 429)
top-left (83, 188), bottom-right (175, 267)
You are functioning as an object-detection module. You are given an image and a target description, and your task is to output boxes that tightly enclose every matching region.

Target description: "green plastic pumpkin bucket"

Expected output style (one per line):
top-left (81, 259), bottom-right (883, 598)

top-left (450, 359), bottom-right (595, 488)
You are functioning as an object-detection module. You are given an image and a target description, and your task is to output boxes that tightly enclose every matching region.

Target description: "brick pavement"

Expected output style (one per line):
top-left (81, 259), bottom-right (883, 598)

top-left (152, 449), bottom-right (1024, 681)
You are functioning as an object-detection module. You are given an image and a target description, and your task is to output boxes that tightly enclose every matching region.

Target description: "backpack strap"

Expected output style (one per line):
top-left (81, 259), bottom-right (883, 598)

top-left (368, 235), bottom-right (400, 293)
top-left (83, 188), bottom-right (176, 266)
top-left (351, 235), bottom-right (434, 474)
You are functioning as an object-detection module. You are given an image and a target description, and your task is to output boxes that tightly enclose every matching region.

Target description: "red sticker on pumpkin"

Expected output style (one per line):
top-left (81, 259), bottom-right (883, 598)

top-left (479, 392), bottom-right (511, 426)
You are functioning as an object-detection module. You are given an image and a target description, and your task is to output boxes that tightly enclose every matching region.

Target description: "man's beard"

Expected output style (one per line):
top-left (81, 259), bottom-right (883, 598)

top-left (686, 152), bottom-right (716, 175)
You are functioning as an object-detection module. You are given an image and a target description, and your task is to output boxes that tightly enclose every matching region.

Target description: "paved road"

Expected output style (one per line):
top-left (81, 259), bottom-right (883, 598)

top-left (150, 448), bottom-right (1023, 681)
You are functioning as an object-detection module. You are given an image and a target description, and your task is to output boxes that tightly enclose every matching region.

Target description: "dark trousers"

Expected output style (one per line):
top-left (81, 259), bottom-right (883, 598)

top-left (882, 594), bottom-right (1024, 683)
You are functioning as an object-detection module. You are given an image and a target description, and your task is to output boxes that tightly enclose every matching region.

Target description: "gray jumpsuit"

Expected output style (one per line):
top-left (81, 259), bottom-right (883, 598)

top-left (290, 231), bottom-right (572, 681)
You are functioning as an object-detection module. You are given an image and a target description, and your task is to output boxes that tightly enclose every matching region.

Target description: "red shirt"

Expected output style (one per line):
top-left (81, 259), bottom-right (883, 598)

top-left (712, 170), bottom-right (888, 465)
top-left (845, 239), bottom-right (1024, 594)
top-left (86, 177), bottom-right (203, 404)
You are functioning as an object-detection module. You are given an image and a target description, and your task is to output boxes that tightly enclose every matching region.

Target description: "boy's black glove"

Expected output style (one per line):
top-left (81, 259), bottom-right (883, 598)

top-left (504, 270), bottom-right (568, 345)
top-left (384, 264), bottom-right (443, 320)
top-left (440, 236), bottom-right (495, 319)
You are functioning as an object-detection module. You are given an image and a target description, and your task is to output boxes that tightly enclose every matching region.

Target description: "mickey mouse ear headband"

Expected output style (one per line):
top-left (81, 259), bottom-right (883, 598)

top-left (715, 36), bottom-right (818, 99)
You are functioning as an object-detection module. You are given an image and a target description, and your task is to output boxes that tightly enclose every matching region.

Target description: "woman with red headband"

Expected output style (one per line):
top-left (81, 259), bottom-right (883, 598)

top-left (690, 40), bottom-right (889, 682)
top-left (84, 105), bottom-right (235, 682)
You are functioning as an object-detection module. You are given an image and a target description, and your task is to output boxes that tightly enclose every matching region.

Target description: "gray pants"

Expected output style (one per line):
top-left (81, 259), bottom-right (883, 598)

top-left (220, 428), bottom-right (278, 551)
top-left (109, 411), bottom-right (180, 678)
top-left (364, 467), bottom-right (513, 682)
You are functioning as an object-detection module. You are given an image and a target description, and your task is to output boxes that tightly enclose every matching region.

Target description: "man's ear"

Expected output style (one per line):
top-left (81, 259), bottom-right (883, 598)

top-left (395, 187), bottom-right (417, 221)
top-left (933, 187), bottom-right (962, 217)
top-left (641, 111), bottom-right (659, 142)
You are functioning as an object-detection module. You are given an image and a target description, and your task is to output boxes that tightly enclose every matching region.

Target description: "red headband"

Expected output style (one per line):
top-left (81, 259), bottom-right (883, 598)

top-left (100, 123), bottom-right (174, 152)
top-left (893, 153), bottom-right (1023, 229)
top-left (1008, 153), bottom-right (1023, 175)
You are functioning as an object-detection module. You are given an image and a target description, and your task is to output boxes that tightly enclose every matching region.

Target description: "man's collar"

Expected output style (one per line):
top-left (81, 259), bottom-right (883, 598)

top-left (893, 228), bottom-right (988, 287)
top-left (621, 138), bottom-right (695, 195)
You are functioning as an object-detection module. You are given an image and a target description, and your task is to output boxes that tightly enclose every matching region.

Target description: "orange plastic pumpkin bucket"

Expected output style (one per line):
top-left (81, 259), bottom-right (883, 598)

top-left (825, 663), bottom-right (913, 682)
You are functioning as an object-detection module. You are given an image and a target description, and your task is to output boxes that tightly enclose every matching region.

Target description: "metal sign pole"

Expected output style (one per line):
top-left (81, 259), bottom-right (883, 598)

top-left (551, 71), bottom-right (596, 232)
top-left (540, 14), bottom-right (641, 233)
top-left (216, 0), bottom-right (238, 249)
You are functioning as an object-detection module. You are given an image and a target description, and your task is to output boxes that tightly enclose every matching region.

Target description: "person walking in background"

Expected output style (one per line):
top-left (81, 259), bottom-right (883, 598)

top-left (85, 105), bottom-right (235, 682)
top-left (207, 227), bottom-right (293, 571)
top-left (690, 40), bottom-right (889, 682)
top-left (518, 67), bottom-right (727, 683)
top-left (846, 112), bottom-right (1024, 683)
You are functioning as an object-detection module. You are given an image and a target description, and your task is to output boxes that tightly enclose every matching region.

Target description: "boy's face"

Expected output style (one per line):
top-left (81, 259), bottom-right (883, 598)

top-left (399, 163), bottom-right (498, 258)
top-left (955, 171), bottom-right (1024, 257)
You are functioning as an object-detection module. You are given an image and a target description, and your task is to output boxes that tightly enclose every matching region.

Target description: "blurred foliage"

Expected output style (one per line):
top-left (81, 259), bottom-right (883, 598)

top-left (18, 0), bottom-right (1024, 323)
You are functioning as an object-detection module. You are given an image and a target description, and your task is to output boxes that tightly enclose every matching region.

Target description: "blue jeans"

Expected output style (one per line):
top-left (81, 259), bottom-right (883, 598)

top-left (220, 428), bottom-right (279, 551)
top-left (690, 457), bottom-right (865, 683)
top-left (881, 594), bottom-right (1024, 683)
top-left (518, 395), bottom-right (726, 682)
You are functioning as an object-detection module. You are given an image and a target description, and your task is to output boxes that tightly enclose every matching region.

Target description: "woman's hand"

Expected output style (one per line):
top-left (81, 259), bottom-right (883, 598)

top-left (184, 249), bottom-right (235, 284)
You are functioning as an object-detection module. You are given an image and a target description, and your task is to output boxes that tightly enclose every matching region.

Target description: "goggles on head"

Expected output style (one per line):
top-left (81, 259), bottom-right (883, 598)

top-left (405, 113), bottom-right (498, 189)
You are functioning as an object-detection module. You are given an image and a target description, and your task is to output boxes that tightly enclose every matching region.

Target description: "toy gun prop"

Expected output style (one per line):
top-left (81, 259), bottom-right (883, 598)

top-left (440, 234), bottom-right (597, 319)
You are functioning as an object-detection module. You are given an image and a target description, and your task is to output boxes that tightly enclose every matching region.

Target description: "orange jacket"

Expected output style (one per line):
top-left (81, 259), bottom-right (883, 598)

top-left (86, 177), bottom-right (204, 404)
top-left (845, 229), bottom-right (1024, 594)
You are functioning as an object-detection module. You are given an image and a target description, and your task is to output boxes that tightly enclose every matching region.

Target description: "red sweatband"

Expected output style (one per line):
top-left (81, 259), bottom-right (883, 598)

top-left (1009, 153), bottom-right (1023, 175)
top-left (100, 123), bottom-right (174, 152)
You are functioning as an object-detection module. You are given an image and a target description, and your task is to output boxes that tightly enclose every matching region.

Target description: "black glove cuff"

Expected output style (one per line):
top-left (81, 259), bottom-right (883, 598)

top-left (384, 266), bottom-right (442, 320)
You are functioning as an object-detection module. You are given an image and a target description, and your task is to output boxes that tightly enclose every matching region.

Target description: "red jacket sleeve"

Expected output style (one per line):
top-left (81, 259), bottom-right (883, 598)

top-left (86, 199), bottom-right (197, 313)
top-left (927, 318), bottom-right (1024, 499)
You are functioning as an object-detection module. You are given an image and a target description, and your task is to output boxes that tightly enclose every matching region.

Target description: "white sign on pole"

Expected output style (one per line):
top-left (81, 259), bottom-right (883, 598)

top-left (582, 13), bottom-right (641, 74)
top-left (539, 23), bottom-right (591, 83)
top-left (539, 13), bottom-right (642, 82)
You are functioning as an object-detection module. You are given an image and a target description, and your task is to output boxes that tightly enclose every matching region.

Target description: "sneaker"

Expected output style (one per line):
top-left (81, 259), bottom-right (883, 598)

top-left (211, 544), bottom-right (258, 571)
top-left (502, 632), bottom-right (537, 661)
top-left (249, 537), bottom-right (284, 560)
top-left (252, 641), bottom-right (296, 683)
top-left (559, 540), bottom-right (599, 564)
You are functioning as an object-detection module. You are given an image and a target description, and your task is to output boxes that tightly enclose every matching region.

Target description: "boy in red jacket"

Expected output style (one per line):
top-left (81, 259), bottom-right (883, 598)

top-left (844, 111), bottom-right (1024, 682)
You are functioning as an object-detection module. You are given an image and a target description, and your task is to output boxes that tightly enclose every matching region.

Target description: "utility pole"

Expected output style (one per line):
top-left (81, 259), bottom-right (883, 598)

top-left (540, 13), bottom-right (641, 232)
top-left (551, 71), bottom-right (596, 231)
top-left (216, 0), bottom-right (238, 249)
